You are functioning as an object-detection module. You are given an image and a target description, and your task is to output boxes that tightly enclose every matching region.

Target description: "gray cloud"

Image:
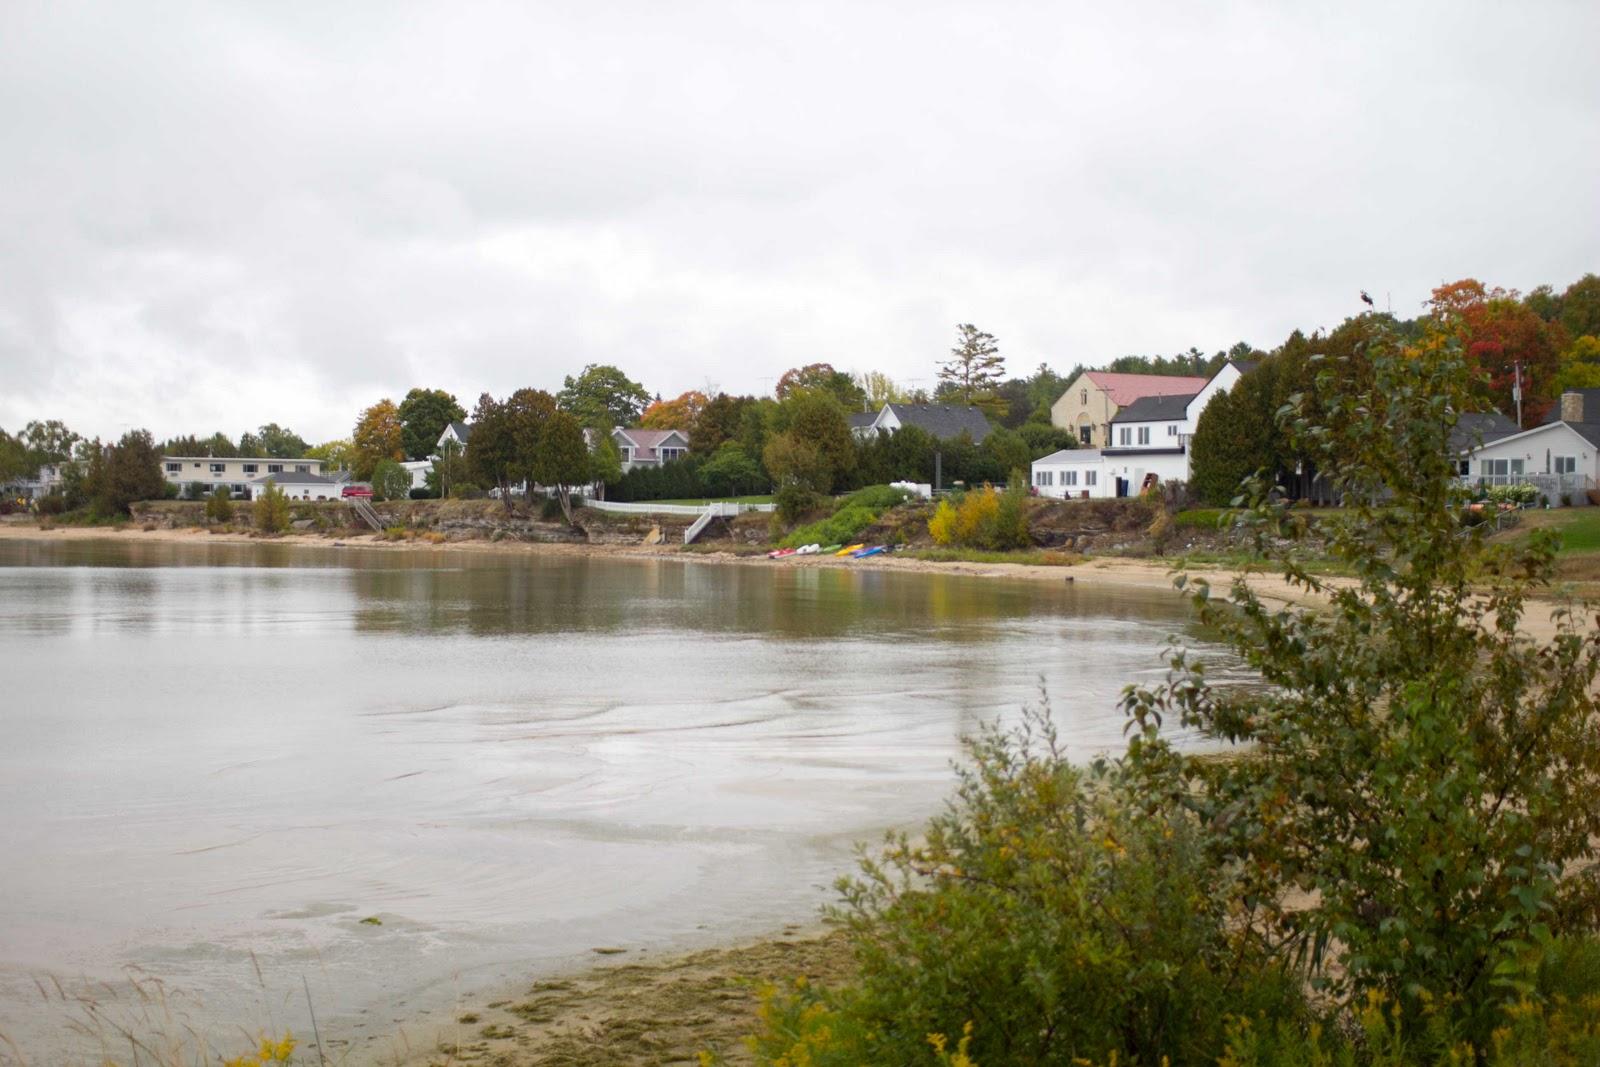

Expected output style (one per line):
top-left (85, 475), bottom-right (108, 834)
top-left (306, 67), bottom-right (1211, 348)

top-left (1, 0), bottom-right (1596, 442)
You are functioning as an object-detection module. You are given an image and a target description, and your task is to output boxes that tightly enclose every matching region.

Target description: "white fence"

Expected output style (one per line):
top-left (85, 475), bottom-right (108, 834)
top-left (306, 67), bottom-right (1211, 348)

top-left (577, 498), bottom-right (776, 517)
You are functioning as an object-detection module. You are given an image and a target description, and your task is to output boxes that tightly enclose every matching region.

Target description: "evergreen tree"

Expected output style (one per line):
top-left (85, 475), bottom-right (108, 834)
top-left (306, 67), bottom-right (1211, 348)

top-left (938, 324), bottom-right (1005, 406)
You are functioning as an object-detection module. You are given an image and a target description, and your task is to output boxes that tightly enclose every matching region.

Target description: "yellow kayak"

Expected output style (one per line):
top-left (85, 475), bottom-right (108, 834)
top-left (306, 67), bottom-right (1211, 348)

top-left (835, 543), bottom-right (865, 557)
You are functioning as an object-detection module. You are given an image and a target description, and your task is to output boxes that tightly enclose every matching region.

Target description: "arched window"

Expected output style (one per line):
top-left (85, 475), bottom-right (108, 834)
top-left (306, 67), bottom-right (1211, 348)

top-left (1080, 389), bottom-right (1088, 405)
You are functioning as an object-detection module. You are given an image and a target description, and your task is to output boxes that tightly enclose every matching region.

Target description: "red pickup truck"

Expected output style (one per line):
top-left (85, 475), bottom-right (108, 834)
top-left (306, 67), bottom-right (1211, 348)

top-left (340, 485), bottom-right (373, 499)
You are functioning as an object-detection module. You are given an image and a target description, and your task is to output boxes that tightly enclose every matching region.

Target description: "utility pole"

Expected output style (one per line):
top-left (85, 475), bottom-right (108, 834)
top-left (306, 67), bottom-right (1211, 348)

top-left (1513, 360), bottom-right (1524, 429)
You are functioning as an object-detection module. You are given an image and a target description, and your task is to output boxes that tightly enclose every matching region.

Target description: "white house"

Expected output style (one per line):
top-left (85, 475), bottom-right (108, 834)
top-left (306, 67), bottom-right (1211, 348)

top-left (1457, 419), bottom-right (1599, 504)
top-left (249, 471), bottom-right (342, 501)
top-left (163, 456), bottom-right (325, 498)
top-left (436, 421), bottom-right (472, 452)
top-left (401, 460), bottom-right (432, 492)
top-left (1031, 360), bottom-right (1254, 499)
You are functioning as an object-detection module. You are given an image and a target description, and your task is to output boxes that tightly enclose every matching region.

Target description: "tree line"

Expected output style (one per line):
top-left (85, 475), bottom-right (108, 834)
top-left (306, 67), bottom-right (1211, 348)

top-left (1189, 273), bottom-right (1600, 505)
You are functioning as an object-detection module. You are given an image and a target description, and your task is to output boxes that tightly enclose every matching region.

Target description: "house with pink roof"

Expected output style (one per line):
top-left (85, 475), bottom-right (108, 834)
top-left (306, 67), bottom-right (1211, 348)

top-left (613, 427), bottom-right (690, 472)
top-left (1049, 370), bottom-right (1209, 448)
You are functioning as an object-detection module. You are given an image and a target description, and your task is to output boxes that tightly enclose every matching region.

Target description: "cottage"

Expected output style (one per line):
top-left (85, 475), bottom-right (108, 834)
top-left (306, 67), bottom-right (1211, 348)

top-left (162, 456), bottom-right (325, 498)
top-left (1049, 370), bottom-right (1208, 448)
top-left (1456, 399), bottom-right (1599, 504)
top-left (613, 428), bottom-right (690, 472)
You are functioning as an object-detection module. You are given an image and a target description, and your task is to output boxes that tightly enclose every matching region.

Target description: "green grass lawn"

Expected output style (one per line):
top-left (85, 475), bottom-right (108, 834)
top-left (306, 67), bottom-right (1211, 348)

top-left (1549, 509), bottom-right (1600, 553)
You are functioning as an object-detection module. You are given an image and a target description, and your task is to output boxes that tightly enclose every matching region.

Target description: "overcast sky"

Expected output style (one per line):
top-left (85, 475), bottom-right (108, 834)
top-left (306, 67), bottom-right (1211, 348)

top-left (2, 2), bottom-right (1597, 443)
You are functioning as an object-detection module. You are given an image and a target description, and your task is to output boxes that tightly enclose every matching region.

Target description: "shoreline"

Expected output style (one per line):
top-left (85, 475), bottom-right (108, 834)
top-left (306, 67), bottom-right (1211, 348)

top-left (3, 519), bottom-right (1582, 641)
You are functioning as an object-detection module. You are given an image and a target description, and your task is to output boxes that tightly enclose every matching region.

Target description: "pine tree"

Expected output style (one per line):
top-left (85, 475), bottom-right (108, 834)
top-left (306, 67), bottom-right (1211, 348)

top-left (938, 324), bottom-right (1005, 405)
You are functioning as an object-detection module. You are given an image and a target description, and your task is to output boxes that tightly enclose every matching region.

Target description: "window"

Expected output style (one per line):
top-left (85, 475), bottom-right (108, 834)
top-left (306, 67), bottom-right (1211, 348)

top-left (1063, 470), bottom-right (1077, 486)
top-left (661, 448), bottom-right (685, 462)
top-left (1479, 458), bottom-right (1525, 485)
top-left (1034, 470), bottom-right (1054, 487)
top-left (1168, 425), bottom-right (1179, 437)
top-left (242, 463), bottom-right (258, 474)
top-left (1080, 389), bottom-right (1088, 405)
top-left (620, 447), bottom-right (632, 462)
top-left (209, 463), bottom-right (225, 475)
top-left (1079, 425), bottom-right (1092, 446)
top-left (1137, 427), bottom-right (1150, 446)
top-left (1118, 427), bottom-right (1131, 446)
top-left (295, 464), bottom-right (310, 473)
top-left (165, 462), bottom-right (181, 473)
top-left (268, 463), bottom-right (283, 474)
top-left (1085, 470), bottom-right (1098, 487)
top-left (1555, 456), bottom-right (1577, 475)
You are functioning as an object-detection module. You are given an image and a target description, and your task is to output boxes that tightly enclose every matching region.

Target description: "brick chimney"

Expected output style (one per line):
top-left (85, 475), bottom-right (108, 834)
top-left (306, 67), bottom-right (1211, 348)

top-left (1559, 390), bottom-right (1585, 423)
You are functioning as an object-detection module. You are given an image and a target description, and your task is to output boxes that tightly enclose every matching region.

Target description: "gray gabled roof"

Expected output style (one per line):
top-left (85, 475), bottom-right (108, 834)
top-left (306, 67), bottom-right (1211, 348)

top-left (444, 421), bottom-right (472, 441)
top-left (1448, 411), bottom-right (1521, 453)
top-left (883, 403), bottom-right (992, 442)
top-left (848, 411), bottom-right (878, 429)
top-left (250, 471), bottom-right (336, 485)
top-left (1111, 392), bottom-right (1197, 424)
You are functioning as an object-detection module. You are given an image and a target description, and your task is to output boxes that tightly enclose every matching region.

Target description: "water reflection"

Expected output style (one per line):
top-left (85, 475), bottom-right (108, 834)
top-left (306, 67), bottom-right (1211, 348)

top-left (0, 538), bottom-right (1207, 1060)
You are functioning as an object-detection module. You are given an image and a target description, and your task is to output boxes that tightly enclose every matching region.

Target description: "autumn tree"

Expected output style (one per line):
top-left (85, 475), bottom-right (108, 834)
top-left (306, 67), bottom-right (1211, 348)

top-left (775, 363), bottom-right (867, 410)
top-left (352, 399), bottom-right (405, 479)
top-left (397, 388), bottom-right (466, 460)
top-left (1556, 335), bottom-right (1600, 392)
top-left (557, 364), bottom-right (650, 428)
top-left (938, 324), bottom-right (1005, 406)
top-left (1427, 279), bottom-right (1566, 424)
top-left (639, 390), bottom-right (707, 429)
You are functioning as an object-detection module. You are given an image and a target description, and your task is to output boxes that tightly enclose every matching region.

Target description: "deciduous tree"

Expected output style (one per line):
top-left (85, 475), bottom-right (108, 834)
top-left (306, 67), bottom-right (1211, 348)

top-left (255, 423), bottom-right (309, 458)
top-left (529, 410), bottom-right (590, 523)
top-left (88, 430), bottom-right (165, 516)
top-left (397, 388), bottom-right (466, 460)
top-left (776, 363), bottom-right (867, 410)
top-left (1427, 279), bottom-right (1566, 423)
top-left (352, 399), bottom-right (405, 479)
top-left (371, 459), bottom-right (411, 502)
top-left (639, 390), bottom-right (707, 430)
top-left (557, 364), bottom-right (650, 428)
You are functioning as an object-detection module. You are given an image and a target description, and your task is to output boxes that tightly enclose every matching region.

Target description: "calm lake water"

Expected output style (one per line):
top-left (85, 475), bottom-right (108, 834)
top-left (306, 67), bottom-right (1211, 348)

top-left (0, 538), bottom-right (1211, 1061)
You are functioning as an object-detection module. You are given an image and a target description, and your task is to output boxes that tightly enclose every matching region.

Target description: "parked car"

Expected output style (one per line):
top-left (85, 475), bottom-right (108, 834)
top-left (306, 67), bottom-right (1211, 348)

top-left (341, 484), bottom-right (373, 499)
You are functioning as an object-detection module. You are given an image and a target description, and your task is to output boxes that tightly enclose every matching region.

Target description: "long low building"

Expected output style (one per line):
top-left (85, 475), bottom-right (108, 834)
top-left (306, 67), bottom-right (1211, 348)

top-left (162, 456), bottom-right (326, 498)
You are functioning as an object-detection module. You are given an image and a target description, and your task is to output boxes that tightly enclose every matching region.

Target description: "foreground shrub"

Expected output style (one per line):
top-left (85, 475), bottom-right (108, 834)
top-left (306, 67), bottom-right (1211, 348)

top-left (927, 482), bottom-right (1029, 550)
top-left (253, 481), bottom-right (290, 533)
top-left (1124, 325), bottom-right (1600, 1044)
top-left (749, 710), bottom-right (1306, 1067)
top-left (204, 485), bottom-right (234, 524)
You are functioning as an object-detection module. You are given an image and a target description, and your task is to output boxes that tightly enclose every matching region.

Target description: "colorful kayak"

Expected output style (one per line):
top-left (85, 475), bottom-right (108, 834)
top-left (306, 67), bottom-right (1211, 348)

top-left (835, 543), bottom-right (865, 557)
top-left (796, 543), bottom-right (822, 555)
top-left (767, 547), bottom-right (799, 559)
top-left (820, 544), bottom-right (843, 553)
top-left (851, 545), bottom-right (887, 559)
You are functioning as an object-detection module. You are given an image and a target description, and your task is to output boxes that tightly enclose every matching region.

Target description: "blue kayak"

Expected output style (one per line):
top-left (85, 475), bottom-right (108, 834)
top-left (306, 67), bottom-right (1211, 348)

top-left (851, 545), bottom-right (887, 558)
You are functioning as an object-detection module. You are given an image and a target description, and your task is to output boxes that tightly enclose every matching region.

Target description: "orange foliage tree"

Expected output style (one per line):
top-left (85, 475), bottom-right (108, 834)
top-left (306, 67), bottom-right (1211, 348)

top-left (1426, 279), bottom-right (1567, 423)
top-left (638, 390), bottom-right (707, 430)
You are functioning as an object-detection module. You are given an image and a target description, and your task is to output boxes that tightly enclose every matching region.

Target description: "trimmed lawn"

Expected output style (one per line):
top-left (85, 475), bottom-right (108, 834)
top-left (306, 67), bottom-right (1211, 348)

top-left (1551, 509), bottom-right (1600, 553)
